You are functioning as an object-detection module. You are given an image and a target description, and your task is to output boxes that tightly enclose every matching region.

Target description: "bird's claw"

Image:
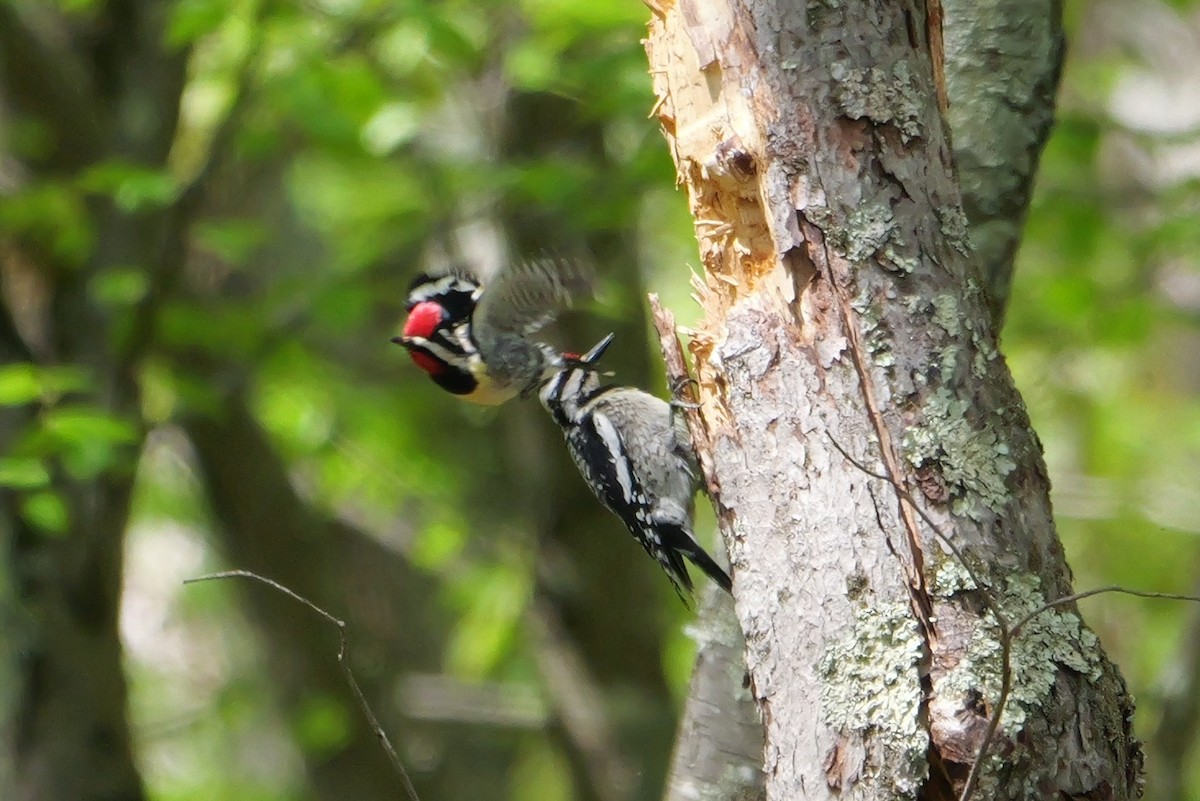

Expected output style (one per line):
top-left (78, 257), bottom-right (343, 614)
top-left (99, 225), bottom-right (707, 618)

top-left (668, 375), bottom-right (699, 409)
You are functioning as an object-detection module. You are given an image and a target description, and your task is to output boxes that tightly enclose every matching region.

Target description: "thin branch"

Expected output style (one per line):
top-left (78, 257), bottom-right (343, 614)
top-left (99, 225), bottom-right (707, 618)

top-left (1011, 587), bottom-right (1200, 637)
top-left (827, 434), bottom-right (1008, 630)
top-left (828, 432), bottom-right (1010, 801)
top-left (803, 216), bottom-right (932, 629)
top-left (184, 569), bottom-right (421, 801)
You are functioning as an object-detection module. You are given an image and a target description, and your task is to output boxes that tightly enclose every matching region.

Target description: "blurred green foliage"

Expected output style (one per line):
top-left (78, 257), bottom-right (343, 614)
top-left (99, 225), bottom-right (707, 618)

top-left (3, 0), bottom-right (1199, 798)
top-left (1005, 3), bottom-right (1200, 789)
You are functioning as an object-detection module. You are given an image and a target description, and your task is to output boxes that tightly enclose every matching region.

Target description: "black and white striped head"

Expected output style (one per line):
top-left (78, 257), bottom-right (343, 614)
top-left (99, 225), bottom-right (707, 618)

top-left (405, 271), bottom-right (482, 320)
top-left (394, 270), bottom-right (509, 403)
top-left (538, 333), bottom-right (614, 425)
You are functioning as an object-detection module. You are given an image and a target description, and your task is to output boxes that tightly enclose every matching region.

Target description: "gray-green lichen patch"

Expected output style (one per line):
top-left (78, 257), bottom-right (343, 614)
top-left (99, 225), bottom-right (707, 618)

top-left (971, 337), bottom-right (999, 379)
top-left (936, 204), bottom-right (972, 257)
top-left (929, 552), bottom-right (988, 597)
top-left (938, 345), bottom-right (961, 379)
top-left (831, 61), bottom-right (924, 142)
top-left (851, 291), bottom-right (895, 368)
top-left (840, 203), bottom-right (896, 264)
top-left (930, 295), bottom-right (959, 335)
top-left (902, 390), bottom-right (1016, 520)
top-left (933, 573), bottom-right (1103, 734)
top-left (881, 242), bottom-right (920, 274)
top-left (819, 602), bottom-right (929, 797)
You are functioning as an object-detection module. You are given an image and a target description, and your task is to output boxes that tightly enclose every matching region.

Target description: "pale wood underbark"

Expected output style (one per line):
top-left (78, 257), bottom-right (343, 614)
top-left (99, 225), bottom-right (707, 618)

top-left (645, 1), bottom-right (1140, 799)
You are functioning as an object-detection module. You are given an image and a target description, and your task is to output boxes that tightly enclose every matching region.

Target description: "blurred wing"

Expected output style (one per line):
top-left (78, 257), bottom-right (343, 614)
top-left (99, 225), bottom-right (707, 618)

top-left (474, 256), bottom-right (593, 337)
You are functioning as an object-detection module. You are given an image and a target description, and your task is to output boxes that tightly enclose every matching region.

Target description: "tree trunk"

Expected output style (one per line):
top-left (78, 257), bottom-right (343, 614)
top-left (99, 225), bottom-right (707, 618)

top-left (941, 0), bottom-right (1064, 324)
top-left (645, 1), bottom-right (1141, 799)
top-left (1, 3), bottom-right (187, 799)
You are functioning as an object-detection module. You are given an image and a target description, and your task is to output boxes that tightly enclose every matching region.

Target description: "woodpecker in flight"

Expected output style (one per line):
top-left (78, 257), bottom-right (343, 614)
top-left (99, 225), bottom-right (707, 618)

top-left (393, 258), bottom-right (591, 405)
top-left (538, 334), bottom-right (733, 600)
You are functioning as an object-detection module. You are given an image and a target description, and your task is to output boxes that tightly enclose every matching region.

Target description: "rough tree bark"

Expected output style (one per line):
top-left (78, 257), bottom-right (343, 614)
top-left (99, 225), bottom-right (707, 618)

top-left (655, 5), bottom-right (1066, 798)
top-left (645, 1), bottom-right (1140, 799)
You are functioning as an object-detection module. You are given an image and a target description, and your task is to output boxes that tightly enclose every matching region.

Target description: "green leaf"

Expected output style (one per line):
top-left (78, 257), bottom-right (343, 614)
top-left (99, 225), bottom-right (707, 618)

top-left (48, 0), bottom-right (100, 12)
top-left (447, 564), bottom-right (528, 679)
top-left (39, 366), bottom-right (91, 396)
top-left (158, 303), bottom-right (263, 357)
top-left (42, 407), bottom-right (140, 478)
top-left (0, 182), bottom-right (93, 265)
top-left (22, 491), bottom-right (70, 537)
top-left (411, 520), bottom-right (466, 571)
top-left (0, 364), bottom-right (91, 406)
top-left (0, 458), bottom-right (51, 489)
top-left (90, 268), bottom-right (150, 308)
top-left (293, 695), bottom-right (351, 756)
top-left (79, 161), bottom-right (178, 212)
top-left (0, 364), bottom-right (40, 405)
top-left (360, 101), bottom-right (422, 156)
top-left (166, 0), bottom-right (231, 46)
top-left (424, 11), bottom-right (486, 66)
top-left (194, 219), bottom-right (268, 265)
top-left (43, 407), bottom-right (139, 446)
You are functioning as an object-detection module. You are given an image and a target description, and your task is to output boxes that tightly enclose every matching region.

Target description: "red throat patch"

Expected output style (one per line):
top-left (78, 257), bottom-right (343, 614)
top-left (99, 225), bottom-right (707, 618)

top-left (403, 301), bottom-right (446, 339)
top-left (410, 350), bottom-right (444, 376)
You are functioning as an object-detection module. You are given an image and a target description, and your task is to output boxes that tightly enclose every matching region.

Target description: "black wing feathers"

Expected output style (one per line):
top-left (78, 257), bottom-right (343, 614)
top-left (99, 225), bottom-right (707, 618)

top-left (569, 411), bottom-right (707, 597)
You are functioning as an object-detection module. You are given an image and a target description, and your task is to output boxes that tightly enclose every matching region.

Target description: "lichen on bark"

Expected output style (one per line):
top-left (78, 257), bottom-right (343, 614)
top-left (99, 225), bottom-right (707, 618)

top-left (819, 602), bottom-right (928, 797)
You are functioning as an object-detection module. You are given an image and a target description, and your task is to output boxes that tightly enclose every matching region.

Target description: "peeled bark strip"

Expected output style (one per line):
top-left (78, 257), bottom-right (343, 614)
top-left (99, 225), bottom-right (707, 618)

top-left (645, 2), bottom-right (1140, 799)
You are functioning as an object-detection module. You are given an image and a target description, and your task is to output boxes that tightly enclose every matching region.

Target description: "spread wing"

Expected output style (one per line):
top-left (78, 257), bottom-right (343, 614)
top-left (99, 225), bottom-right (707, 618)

top-left (474, 256), bottom-right (593, 339)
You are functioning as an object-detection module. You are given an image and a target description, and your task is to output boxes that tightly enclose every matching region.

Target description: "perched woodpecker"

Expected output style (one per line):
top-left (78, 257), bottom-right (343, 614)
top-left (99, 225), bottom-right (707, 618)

top-left (538, 334), bottom-right (733, 600)
top-left (393, 259), bottom-right (591, 405)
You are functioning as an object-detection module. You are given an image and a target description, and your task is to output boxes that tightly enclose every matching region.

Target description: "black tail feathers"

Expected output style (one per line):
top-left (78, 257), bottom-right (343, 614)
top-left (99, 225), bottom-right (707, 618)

top-left (685, 545), bottom-right (733, 595)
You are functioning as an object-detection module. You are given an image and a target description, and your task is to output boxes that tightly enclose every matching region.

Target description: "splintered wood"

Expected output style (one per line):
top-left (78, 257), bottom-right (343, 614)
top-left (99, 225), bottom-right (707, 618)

top-left (647, 293), bottom-right (720, 498)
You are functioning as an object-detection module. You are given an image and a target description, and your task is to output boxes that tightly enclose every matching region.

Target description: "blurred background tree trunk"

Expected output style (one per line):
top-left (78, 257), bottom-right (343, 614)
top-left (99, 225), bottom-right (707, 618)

top-left (1, 2), bottom-right (185, 798)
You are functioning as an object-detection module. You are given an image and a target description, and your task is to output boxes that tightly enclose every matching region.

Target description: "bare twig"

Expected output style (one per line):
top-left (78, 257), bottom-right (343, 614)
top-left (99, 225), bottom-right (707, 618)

top-left (184, 569), bottom-right (421, 801)
top-left (1011, 586), bottom-right (1200, 637)
top-left (828, 435), bottom-right (1006, 628)
top-left (791, 226), bottom-right (928, 619)
top-left (832, 431), bottom-right (1012, 801)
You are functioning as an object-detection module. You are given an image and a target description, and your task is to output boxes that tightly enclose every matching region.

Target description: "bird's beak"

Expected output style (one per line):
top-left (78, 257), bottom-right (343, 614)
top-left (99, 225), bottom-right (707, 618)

top-left (581, 332), bottom-right (615, 365)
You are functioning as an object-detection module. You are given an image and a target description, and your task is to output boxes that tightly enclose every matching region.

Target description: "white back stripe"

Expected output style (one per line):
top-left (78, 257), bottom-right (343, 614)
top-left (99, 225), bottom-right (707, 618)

top-left (592, 412), bottom-right (634, 505)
